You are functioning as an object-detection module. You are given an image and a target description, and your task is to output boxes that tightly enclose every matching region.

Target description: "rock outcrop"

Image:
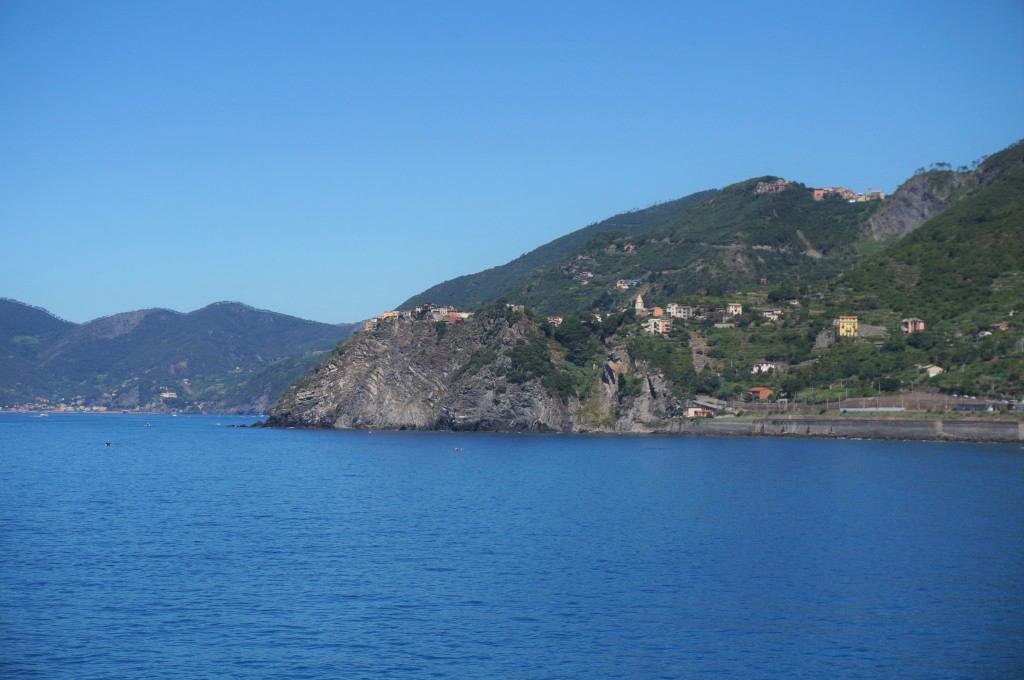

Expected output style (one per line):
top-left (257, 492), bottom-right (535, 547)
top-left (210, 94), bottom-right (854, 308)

top-left (266, 312), bottom-right (682, 432)
top-left (865, 172), bottom-right (972, 240)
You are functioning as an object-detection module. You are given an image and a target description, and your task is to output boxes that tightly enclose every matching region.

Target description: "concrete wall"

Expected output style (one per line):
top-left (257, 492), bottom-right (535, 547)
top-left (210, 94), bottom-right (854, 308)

top-left (668, 417), bottom-right (1022, 443)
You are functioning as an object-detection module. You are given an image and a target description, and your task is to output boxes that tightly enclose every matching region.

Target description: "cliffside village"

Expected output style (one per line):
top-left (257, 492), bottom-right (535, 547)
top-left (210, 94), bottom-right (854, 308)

top-left (755, 178), bottom-right (887, 202)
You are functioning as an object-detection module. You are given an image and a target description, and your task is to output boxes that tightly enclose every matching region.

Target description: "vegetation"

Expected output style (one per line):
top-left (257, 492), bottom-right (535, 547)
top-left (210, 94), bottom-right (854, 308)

top-left (398, 189), bottom-right (717, 310)
top-left (451, 141), bottom-right (1023, 406)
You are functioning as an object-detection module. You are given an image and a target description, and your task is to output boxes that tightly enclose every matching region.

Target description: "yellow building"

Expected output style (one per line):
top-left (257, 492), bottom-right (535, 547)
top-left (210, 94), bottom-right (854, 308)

top-left (838, 315), bottom-right (859, 338)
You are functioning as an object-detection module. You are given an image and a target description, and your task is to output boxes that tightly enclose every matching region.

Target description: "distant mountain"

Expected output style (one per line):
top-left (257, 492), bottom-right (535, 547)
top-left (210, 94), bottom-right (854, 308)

top-left (0, 300), bottom-right (358, 413)
top-left (398, 189), bottom-right (717, 310)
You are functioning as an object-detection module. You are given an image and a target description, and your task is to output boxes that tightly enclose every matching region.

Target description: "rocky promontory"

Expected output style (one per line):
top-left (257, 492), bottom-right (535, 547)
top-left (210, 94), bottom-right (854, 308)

top-left (265, 307), bottom-right (681, 432)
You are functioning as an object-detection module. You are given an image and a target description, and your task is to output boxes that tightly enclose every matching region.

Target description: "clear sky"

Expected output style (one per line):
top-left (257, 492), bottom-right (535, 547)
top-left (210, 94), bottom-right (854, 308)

top-left (2, 1), bottom-right (1022, 324)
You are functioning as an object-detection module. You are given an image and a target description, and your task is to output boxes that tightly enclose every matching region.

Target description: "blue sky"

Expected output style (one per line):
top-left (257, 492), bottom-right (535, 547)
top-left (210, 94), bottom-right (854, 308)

top-left (2, 1), bottom-right (1022, 324)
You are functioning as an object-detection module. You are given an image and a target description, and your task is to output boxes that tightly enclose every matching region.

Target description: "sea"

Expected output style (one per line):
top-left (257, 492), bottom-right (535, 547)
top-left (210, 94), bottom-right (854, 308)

top-left (1, 414), bottom-right (1022, 679)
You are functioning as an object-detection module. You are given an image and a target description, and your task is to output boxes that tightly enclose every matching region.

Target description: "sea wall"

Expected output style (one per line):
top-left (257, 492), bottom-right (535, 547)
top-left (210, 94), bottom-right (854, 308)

top-left (666, 417), bottom-right (1024, 443)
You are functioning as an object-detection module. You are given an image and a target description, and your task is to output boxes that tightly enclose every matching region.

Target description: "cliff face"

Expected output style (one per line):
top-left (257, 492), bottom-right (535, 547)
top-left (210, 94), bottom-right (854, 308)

top-left (865, 172), bottom-right (972, 240)
top-left (266, 313), bottom-right (682, 432)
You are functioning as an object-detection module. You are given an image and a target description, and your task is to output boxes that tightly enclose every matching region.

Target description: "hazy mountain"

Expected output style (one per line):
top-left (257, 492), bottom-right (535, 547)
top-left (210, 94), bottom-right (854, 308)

top-left (0, 299), bottom-right (358, 413)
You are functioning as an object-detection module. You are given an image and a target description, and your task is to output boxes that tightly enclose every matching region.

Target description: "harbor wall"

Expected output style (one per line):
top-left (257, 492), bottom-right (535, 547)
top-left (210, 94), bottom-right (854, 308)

top-left (667, 417), bottom-right (1023, 443)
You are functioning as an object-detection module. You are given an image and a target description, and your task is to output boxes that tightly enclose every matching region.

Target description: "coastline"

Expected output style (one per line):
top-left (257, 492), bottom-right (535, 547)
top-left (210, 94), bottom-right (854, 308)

top-left (258, 413), bottom-right (1024, 444)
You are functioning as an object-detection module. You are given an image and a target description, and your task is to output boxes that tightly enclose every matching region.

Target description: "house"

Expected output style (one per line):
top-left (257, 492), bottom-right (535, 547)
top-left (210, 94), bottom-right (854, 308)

top-left (363, 318), bottom-right (379, 331)
top-left (761, 309), bottom-right (783, 321)
top-left (837, 315), bottom-right (859, 338)
top-left (813, 186), bottom-right (856, 201)
top-left (751, 361), bottom-right (776, 374)
top-left (505, 303), bottom-right (525, 313)
top-left (379, 310), bottom-right (399, 320)
top-left (642, 318), bottom-right (672, 336)
top-left (547, 316), bottom-right (563, 327)
top-left (748, 387), bottom-right (775, 401)
top-left (685, 406), bottom-right (715, 418)
top-left (727, 302), bottom-right (743, 316)
top-left (616, 279), bottom-right (640, 290)
top-left (900, 317), bottom-right (926, 334)
top-left (917, 364), bottom-right (945, 378)
top-left (977, 330), bottom-right (992, 338)
top-left (651, 307), bottom-right (664, 318)
top-left (623, 243), bottom-right (637, 253)
top-left (994, 322), bottom-right (1011, 331)
top-left (666, 303), bottom-right (694, 319)
top-left (755, 179), bottom-right (788, 194)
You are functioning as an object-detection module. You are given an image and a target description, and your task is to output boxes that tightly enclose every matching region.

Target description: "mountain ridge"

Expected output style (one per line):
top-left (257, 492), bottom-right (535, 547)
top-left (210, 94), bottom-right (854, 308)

top-left (1, 299), bottom-right (358, 413)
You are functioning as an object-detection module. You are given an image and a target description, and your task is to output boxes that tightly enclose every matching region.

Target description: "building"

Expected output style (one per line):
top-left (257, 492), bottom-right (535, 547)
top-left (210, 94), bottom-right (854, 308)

top-left (755, 179), bottom-right (788, 194)
top-left (685, 406), bottom-right (715, 418)
top-left (634, 294), bottom-right (646, 315)
top-left (751, 361), bottom-right (776, 374)
top-left (813, 187), bottom-right (856, 201)
top-left (666, 303), bottom-right (694, 319)
top-left (901, 317), bottom-right (925, 334)
top-left (642, 318), bottom-right (672, 336)
top-left (547, 316), bottom-right (563, 327)
top-left (838, 315), bottom-right (859, 338)
top-left (917, 364), bottom-right (945, 378)
top-left (651, 307), bottom-right (664, 318)
top-left (748, 387), bottom-right (775, 401)
top-left (727, 302), bottom-right (743, 316)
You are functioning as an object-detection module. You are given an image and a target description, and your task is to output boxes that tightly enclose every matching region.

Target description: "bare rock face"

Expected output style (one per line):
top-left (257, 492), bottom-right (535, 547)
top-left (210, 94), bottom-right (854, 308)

top-left (865, 172), bottom-right (972, 240)
top-left (267, 313), bottom-right (683, 433)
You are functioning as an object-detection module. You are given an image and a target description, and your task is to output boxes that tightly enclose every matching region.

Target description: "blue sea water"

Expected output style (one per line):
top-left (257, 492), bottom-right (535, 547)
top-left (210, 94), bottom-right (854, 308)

top-left (1, 414), bottom-right (1022, 679)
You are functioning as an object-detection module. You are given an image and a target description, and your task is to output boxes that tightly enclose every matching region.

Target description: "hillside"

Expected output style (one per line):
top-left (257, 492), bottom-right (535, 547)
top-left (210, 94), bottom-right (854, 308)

top-left (272, 141), bottom-right (1023, 432)
top-left (511, 178), bottom-right (881, 314)
top-left (838, 141), bottom-right (1024, 322)
top-left (0, 300), bottom-right (358, 413)
top-left (398, 189), bottom-right (717, 310)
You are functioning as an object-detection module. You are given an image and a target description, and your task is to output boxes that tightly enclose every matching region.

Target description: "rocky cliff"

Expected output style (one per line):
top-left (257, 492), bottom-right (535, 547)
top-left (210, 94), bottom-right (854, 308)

top-left (865, 171), bottom-right (972, 240)
top-left (266, 310), bottom-right (682, 432)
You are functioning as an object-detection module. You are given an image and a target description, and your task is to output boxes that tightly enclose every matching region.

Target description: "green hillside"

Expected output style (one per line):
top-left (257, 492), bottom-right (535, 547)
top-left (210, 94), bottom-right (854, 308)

top-left (838, 141), bottom-right (1024, 321)
top-left (437, 142), bottom-right (1022, 404)
top-left (512, 178), bottom-right (880, 314)
top-left (398, 189), bottom-right (717, 310)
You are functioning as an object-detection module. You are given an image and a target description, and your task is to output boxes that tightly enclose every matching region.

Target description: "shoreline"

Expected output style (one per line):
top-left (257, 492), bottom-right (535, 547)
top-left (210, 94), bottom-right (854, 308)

top-left (260, 414), bottom-right (1024, 444)
top-left (7, 410), bottom-right (1020, 444)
